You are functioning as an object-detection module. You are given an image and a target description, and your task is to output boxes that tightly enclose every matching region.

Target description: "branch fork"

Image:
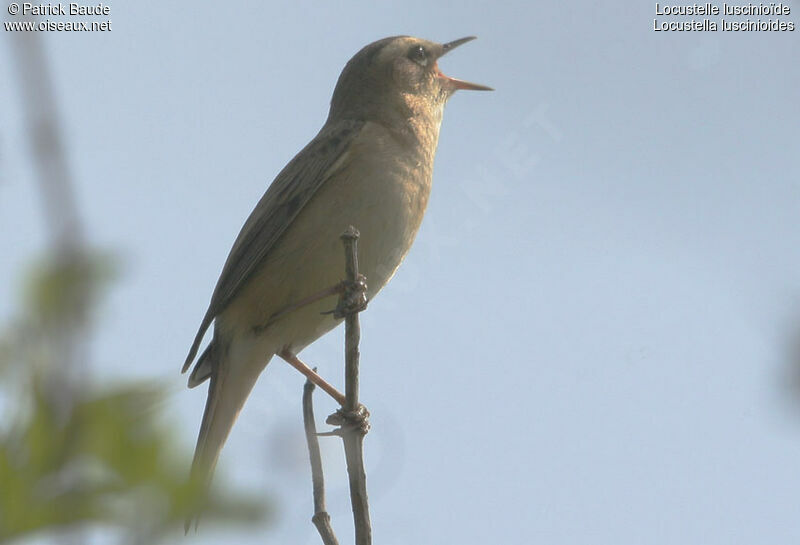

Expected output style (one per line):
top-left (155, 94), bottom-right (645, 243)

top-left (296, 226), bottom-right (372, 545)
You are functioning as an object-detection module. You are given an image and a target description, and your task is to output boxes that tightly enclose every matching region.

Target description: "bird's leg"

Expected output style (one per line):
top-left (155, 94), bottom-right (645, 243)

top-left (278, 348), bottom-right (347, 406)
top-left (323, 273), bottom-right (368, 319)
top-left (278, 348), bottom-right (370, 434)
top-left (254, 282), bottom-right (347, 334)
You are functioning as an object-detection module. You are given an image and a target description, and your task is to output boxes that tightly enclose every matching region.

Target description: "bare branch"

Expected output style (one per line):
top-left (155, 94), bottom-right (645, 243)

top-left (303, 377), bottom-right (339, 545)
top-left (300, 225), bottom-right (372, 545)
top-left (338, 226), bottom-right (372, 545)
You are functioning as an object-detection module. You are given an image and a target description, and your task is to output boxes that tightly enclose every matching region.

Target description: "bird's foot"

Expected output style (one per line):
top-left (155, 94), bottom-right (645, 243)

top-left (324, 404), bottom-right (370, 435)
top-left (322, 274), bottom-right (368, 319)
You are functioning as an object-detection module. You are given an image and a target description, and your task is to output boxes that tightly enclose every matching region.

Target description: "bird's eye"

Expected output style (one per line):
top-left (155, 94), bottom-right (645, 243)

top-left (408, 45), bottom-right (428, 66)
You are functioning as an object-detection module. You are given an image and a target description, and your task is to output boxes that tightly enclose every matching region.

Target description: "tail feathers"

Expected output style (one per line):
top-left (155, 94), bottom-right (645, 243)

top-left (188, 343), bottom-right (215, 388)
top-left (186, 344), bottom-right (269, 531)
top-left (183, 314), bottom-right (213, 373)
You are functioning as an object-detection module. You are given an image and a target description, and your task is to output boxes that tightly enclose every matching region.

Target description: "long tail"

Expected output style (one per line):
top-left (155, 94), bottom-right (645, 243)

top-left (186, 339), bottom-right (270, 532)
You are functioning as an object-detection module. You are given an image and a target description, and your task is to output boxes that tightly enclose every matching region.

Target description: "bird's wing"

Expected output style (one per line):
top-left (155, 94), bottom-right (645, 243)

top-left (182, 119), bottom-right (365, 372)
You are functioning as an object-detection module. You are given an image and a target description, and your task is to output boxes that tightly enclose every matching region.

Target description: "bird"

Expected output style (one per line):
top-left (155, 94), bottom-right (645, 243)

top-left (182, 35), bottom-right (491, 508)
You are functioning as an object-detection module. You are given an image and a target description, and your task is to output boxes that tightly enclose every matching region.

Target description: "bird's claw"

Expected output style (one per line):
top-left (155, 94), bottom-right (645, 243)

top-left (322, 274), bottom-right (368, 319)
top-left (325, 404), bottom-right (370, 435)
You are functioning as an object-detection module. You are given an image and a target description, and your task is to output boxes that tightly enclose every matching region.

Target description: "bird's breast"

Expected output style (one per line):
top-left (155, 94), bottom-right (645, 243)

top-left (219, 120), bottom-right (439, 352)
top-left (342, 120), bottom-right (437, 282)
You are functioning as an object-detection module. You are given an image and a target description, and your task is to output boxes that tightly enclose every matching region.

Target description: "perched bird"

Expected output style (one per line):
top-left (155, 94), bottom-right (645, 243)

top-left (182, 35), bottom-right (490, 500)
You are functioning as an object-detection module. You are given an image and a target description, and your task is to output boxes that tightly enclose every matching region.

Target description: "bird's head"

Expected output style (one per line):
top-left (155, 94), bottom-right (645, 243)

top-left (328, 36), bottom-right (491, 124)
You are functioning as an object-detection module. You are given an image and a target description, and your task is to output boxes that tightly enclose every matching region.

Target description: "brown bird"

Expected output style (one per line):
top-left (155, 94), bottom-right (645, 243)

top-left (182, 35), bottom-right (491, 511)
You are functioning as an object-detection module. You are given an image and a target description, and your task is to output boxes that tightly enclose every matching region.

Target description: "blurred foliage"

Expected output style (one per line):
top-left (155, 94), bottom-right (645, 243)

top-left (23, 252), bottom-right (115, 327)
top-left (0, 253), bottom-right (268, 543)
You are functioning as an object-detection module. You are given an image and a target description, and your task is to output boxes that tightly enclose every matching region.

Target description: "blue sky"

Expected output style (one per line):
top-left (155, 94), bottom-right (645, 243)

top-left (2, 1), bottom-right (800, 544)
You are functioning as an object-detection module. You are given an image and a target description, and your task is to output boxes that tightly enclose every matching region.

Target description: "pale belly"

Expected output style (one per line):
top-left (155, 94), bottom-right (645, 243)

top-left (217, 123), bottom-right (434, 356)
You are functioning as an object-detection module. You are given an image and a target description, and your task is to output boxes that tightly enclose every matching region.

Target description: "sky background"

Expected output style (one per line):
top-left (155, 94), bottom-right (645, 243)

top-left (2, 1), bottom-right (800, 544)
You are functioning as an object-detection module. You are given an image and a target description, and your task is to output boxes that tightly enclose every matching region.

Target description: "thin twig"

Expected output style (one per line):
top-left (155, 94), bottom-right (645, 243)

top-left (303, 377), bottom-right (339, 545)
top-left (339, 226), bottom-right (372, 545)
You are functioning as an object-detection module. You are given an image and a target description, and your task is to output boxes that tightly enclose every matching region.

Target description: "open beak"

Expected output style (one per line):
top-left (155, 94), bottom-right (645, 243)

top-left (437, 36), bottom-right (493, 92)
